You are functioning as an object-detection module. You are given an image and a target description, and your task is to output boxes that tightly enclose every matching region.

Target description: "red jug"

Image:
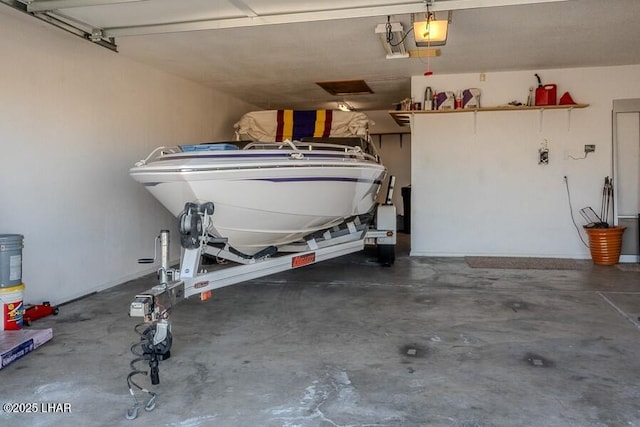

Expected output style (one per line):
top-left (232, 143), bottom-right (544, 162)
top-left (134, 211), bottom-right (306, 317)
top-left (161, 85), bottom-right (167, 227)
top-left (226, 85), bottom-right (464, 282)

top-left (535, 84), bottom-right (557, 106)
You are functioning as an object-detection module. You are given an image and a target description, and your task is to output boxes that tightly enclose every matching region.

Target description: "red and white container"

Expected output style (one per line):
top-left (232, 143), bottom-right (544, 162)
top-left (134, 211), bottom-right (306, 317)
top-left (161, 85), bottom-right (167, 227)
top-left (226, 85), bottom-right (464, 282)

top-left (0, 284), bottom-right (24, 330)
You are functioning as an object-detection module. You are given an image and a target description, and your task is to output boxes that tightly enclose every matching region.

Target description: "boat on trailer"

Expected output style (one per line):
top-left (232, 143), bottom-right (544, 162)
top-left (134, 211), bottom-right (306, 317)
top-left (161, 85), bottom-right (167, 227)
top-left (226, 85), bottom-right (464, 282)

top-left (124, 110), bottom-right (397, 419)
top-left (130, 110), bottom-right (387, 257)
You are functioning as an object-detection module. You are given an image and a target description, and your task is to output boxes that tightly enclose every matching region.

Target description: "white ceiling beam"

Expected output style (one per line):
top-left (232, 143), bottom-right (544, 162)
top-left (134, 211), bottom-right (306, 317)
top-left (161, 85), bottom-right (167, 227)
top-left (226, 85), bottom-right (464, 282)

top-left (431, 0), bottom-right (571, 9)
top-left (104, 0), bottom-right (572, 37)
top-left (26, 0), bottom-right (148, 13)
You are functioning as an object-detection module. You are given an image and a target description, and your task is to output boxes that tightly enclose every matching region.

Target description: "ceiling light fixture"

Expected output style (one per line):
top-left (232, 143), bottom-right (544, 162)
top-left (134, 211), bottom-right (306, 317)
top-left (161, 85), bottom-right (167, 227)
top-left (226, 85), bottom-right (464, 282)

top-left (413, 12), bottom-right (449, 47)
top-left (337, 102), bottom-right (355, 112)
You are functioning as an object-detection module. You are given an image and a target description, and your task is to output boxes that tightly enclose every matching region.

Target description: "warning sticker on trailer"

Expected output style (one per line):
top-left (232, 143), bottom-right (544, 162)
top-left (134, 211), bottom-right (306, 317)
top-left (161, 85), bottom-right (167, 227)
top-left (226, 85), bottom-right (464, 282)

top-left (194, 281), bottom-right (209, 289)
top-left (292, 253), bottom-right (316, 268)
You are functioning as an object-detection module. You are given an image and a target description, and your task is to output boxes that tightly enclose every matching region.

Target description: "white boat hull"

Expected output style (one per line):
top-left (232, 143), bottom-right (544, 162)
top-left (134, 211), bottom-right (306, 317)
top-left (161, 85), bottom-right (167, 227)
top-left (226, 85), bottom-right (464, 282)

top-left (131, 148), bottom-right (386, 254)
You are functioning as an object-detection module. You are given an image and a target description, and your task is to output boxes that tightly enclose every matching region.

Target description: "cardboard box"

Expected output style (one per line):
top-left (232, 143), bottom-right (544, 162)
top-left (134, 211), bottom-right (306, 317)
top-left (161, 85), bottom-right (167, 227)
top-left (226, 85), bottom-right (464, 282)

top-left (462, 88), bottom-right (481, 109)
top-left (0, 328), bottom-right (53, 370)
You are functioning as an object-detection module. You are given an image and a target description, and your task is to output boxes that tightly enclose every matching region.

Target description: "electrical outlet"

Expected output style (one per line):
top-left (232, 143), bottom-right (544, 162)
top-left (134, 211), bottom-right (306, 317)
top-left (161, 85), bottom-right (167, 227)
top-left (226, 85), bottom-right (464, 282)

top-left (584, 144), bottom-right (595, 153)
top-left (480, 73), bottom-right (486, 82)
top-left (538, 148), bottom-right (549, 165)
top-left (538, 139), bottom-right (549, 164)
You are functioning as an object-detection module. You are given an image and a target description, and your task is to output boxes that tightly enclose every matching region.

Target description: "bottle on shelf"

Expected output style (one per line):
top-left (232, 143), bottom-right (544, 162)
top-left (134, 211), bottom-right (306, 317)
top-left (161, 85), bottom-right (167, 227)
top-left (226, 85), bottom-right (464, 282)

top-left (424, 86), bottom-right (433, 111)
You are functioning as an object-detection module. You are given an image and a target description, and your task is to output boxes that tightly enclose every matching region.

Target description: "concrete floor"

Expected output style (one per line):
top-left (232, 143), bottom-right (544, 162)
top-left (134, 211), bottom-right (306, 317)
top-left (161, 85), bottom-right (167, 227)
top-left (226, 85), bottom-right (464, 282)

top-left (2, 235), bottom-right (640, 427)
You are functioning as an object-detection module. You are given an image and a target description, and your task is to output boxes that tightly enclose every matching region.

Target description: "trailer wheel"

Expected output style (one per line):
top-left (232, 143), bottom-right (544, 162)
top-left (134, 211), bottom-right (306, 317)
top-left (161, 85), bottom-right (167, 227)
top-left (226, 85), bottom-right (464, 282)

top-left (377, 244), bottom-right (395, 266)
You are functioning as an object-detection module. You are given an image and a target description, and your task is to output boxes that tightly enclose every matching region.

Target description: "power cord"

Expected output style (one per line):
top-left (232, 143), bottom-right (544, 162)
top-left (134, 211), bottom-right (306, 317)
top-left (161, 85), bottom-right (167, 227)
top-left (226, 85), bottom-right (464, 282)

top-left (126, 319), bottom-right (172, 420)
top-left (564, 175), bottom-right (589, 248)
top-left (126, 323), bottom-right (159, 420)
top-left (568, 153), bottom-right (590, 160)
top-left (385, 16), bottom-right (413, 47)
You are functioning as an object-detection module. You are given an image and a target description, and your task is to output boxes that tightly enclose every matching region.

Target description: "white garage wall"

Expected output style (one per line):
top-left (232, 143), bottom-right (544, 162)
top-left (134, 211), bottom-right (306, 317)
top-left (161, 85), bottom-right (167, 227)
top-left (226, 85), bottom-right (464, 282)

top-left (409, 65), bottom-right (640, 258)
top-left (367, 111), bottom-right (412, 215)
top-left (0, 8), bottom-right (258, 304)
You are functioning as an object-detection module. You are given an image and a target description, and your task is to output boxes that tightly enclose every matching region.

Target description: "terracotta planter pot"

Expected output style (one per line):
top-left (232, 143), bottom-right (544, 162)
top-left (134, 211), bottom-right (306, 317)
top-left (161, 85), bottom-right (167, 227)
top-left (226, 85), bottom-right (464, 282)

top-left (584, 226), bottom-right (626, 265)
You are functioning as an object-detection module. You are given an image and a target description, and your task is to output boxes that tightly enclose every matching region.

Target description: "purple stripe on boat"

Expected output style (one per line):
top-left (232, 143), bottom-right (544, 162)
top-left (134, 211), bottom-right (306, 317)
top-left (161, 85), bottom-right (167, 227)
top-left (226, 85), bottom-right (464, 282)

top-left (253, 177), bottom-right (382, 184)
top-left (143, 178), bottom-right (382, 185)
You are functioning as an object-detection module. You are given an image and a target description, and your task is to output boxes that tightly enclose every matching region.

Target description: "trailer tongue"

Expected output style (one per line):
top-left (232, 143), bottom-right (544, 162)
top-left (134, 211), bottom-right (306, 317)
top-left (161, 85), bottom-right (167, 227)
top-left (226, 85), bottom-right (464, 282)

top-left (123, 179), bottom-right (397, 420)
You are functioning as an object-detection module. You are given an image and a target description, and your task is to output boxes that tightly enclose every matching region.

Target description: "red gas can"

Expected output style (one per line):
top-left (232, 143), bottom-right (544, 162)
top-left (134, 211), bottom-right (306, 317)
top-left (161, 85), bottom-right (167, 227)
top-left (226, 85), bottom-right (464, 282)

top-left (535, 84), bottom-right (557, 106)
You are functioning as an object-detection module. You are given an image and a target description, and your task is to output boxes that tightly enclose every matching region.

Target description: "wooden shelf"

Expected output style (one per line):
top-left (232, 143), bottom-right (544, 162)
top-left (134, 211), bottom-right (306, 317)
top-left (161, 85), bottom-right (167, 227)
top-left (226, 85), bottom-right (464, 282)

top-left (389, 104), bottom-right (589, 126)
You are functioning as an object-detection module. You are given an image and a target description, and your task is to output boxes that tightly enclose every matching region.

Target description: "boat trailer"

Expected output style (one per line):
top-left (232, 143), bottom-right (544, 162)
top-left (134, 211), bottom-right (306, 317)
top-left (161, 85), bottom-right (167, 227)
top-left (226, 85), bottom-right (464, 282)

top-left (124, 182), bottom-right (397, 419)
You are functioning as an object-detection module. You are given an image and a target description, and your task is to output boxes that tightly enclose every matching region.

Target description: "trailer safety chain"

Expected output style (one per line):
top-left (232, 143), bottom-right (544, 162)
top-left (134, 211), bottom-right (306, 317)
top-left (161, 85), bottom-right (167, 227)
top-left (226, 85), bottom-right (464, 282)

top-left (125, 322), bottom-right (172, 420)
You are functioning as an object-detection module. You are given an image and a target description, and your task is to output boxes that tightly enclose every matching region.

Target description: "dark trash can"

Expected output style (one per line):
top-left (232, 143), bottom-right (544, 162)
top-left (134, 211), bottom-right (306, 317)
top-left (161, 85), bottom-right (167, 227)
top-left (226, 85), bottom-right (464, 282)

top-left (401, 186), bottom-right (411, 234)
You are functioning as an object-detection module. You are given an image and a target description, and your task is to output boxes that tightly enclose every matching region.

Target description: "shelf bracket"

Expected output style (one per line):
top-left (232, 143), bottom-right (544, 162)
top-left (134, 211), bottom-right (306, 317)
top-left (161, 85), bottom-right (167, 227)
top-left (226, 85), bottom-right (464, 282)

top-left (473, 111), bottom-right (478, 134)
top-left (539, 109), bottom-right (544, 132)
top-left (371, 132), bottom-right (409, 148)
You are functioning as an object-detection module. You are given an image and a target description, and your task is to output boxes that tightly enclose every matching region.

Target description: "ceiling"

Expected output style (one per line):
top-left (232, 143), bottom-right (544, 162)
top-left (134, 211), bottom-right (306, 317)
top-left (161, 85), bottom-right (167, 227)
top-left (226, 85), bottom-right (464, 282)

top-left (4, 0), bottom-right (640, 111)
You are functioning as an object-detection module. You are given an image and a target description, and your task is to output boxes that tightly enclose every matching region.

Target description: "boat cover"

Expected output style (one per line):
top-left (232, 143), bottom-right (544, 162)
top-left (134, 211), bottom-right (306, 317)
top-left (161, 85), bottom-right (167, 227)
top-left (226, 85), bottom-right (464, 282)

top-left (234, 110), bottom-right (369, 142)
